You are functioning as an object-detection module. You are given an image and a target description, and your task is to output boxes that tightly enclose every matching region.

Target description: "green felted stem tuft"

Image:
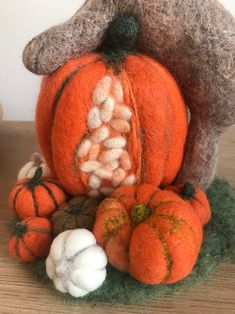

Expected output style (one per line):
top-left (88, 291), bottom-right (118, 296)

top-left (180, 182), bottom-right (196, 200)
top-left (14, 222), bottom-right (27, 238)
top-left (131, 204), bottom-right (152, 226)
top-left (28, 177), bottom-right (235, 304)
top-left (98, 15), bottom-right (140, 73)
top-left (103, 15), bottom-right (139, 51)
top-left (27, 167), bottom-right (43, 189)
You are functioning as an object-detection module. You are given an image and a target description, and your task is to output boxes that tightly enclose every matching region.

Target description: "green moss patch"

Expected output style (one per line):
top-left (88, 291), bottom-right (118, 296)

top-left (30, 177), bottom-right (235, 304)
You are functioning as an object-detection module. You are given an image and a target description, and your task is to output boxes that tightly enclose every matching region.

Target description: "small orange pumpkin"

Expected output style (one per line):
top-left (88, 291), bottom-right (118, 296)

top-left (9, 217), bottom-right (52, 262)
top-left (9, 167), bottom-right (66, 220)
top-left (166, 183), bottom-right (211, 225)
top-left (93, 184), bottom-right (203, 285)
top-left (36, 16), bottom-right (188, 197)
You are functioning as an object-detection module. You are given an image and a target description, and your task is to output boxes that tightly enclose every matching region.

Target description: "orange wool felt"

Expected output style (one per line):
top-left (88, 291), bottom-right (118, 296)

top-left (8, 168), bottom-right (66, 220)
top-left (166, 183), bottom-right (212, 225)
top-left (9, 217), bottom-right (52, 262)
top-left (36, 51), bottom-right (188, 196)
top-left (93, 184), bottom-right (203, 285)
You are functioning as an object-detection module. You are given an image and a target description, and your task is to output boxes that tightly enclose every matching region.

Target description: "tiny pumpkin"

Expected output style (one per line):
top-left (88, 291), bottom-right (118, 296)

top-left (166, 183), bottom-right (211, 225)
top-left (93, 184), bottom-right (203, 285)
top-left (9, 167), bottom-right (66, 220)
top-left (9, 217), bottom-right (52, 262)
top-left (51, 196), bottom-right (100, 237)
top-left (18, 152), bottom-right (54, 181)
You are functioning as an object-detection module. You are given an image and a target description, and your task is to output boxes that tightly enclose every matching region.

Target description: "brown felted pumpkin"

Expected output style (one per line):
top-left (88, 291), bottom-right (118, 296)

top-left (36, 16), bottom-right (188, 197)
top-left (166, 183), bottom-right (211, 225)
top-left (93, 184), bottom-right (203, 285)
top-left (9, 217), bottom-right (52, 262)
top-left (9, 167), bottom-right (66, 220)
top-left (51, 196), bottom-right (100, 236)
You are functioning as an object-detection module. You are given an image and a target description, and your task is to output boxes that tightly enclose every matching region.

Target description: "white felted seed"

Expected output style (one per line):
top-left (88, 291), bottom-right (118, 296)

top-left (88, 190), bottom-right (100, 198)
top-left (77, 139), bottom-right (92, 158)
top-left (114, 80), bottom-right (124, 102)
top-left (80, 161), bottom-right (102, 172)
top-left (100, 96), bottom-right (115, 122)
top-left (92, 76), bottom-right (112, 106)
top-left (46, 229), bottom-right (107, 298)
top-left (49, 230), bottom-right (72, 263)
top-left (122, 174), bottom-right (136, 186)
top-left (99, 149), bottom-right (123, 163)
top-left (120, 151), bottom-right (132, 170)
top-left (87, 106), bottom-right (102, 129)
top-left (104, 136), bottom-right (127, 149)
top-left (114, 105), bottom-right (132, 121)
top-left (105, 160), bottom-right (119, 172)
top-left (110, 119), bottom-right (131, 133)
top-left (94, 168), bottom-right (113, 180)
top-left (64, 229), bottom-right (96, 259)
top-left (18, 159), bottom-right (53, 180)
top-left (88, 143), bottom-right (100, 161)
top-left (18, 161), bottom-right (34, 180)
top-left (74, 245), bottom-right (107, 270)
top-left (89, 175), bottom-right (101, 190)
top-left (100, 187), bottom-right (114, 196)
top-left (71, 268), bottom-right (106, 292)
top-left (91, 126), bottom-right (109, 143)
top-left (112, 168), bottom-right (126, 187)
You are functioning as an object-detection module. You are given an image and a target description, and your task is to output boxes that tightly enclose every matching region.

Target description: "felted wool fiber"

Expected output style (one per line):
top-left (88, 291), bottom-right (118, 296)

top-left (23, 0), bottom-right (235, 189)
top-left (29, 177), bottom-right (235, 304)
top-left (94, 184), bottom-right (203, 285)
top-left (36, 47), bottom-right (188, 196)
top-left (9, 168), bottom-right (66, 219)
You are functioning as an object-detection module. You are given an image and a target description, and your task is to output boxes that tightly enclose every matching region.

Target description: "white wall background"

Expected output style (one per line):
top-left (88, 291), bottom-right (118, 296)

top-left (0, 0), bottom-right (234, 121)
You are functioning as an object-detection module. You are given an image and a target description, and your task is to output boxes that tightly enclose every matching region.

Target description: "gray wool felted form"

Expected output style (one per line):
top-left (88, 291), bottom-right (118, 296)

top-left (23, 0), bottom-right (235, 189)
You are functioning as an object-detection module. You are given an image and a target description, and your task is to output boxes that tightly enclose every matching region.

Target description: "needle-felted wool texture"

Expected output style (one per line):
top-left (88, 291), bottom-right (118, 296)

top-left (51, 196), bottom-right (100, 237)
top-left (94, 184), bottom-right (203, 285)
top-left (23, 0), bottom-right (235, 189)
top-left (9, 167), bottom-right (66, 220)
top-left (9, 217), bottom-right (52, 262)
top-left (166, 183), bottom-right (211, 225)
top-left (46, 229), bottom-right (107, 298)
top-left (28, 177), bottom-right (235, 303)
top-left (36, 16), bottom-right (188, 197)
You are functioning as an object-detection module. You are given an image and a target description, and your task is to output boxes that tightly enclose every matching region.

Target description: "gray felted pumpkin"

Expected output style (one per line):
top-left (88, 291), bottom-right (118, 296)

top-left (51, 196), bottom-right (100, 237)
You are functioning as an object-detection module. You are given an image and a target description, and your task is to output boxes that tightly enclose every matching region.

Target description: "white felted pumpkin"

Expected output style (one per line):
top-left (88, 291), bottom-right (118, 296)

top-left (18, 152), bottom-right (53, 181)
top-left (46, 229), bottom-right (107, 298)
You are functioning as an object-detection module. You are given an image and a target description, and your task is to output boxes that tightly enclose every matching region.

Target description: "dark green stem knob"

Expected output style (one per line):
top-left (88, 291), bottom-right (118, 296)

top-left (14, 222), bottom-right (27, 238)
top-left (102, 14), bottom-right (140, 52)
top-left (180, 183), bottom-right (196, 200)
top-left (27, 167), bottom-right (43, 189)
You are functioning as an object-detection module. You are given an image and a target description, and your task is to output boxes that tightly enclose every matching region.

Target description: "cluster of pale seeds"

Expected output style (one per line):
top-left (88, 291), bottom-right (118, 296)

top-left (76, 75), bottom-right (136, 197)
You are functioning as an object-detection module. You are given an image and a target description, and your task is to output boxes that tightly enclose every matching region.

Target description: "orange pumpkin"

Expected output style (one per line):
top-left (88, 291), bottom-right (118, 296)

top-left (166, 183), bottom-right (211, 225)
top-left (9, 167), bottom-right (66, 220)
top-left (93, 184), bottom-right (203, 285)
top-left (9, 217), bottom-right (52, 262)
top-left (36, 16), bottom-right (188, 197)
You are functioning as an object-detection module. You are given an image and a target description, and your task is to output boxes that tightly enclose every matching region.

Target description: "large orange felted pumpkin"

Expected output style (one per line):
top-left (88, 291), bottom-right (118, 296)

top-left (36, 15), bottom-right (188, 197)
top-left (9, 217), bottom-right (52, 262)
top-left (93, 184), bottom-right (203, 285)
top-left (9, 167), bottom-right (66, 220)
top-left (166, 183), bottom-right (211, 225)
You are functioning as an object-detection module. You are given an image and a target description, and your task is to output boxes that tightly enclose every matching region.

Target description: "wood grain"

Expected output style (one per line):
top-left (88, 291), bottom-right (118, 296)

top-left (0, 121), bottom-right (234, 314)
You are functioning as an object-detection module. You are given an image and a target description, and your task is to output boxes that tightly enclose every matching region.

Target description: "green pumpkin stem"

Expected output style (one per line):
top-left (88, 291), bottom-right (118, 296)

top-left (180, 183), bottom-right (196, 200)
top-left (14, 222), bottom-right (27, 238)
top-left (98, 15), bottom-right (140, 72)
top-left (27, 167), bottom-right (43, 189)
top-left (131, 204), bottom-right (151, 226)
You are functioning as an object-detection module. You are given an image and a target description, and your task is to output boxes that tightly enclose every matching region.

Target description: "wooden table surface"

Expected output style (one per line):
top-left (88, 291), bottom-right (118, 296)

top-left (0, 121), bottom-right (235, 314)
